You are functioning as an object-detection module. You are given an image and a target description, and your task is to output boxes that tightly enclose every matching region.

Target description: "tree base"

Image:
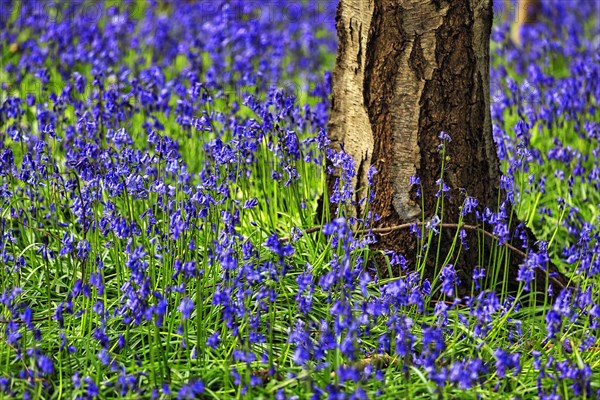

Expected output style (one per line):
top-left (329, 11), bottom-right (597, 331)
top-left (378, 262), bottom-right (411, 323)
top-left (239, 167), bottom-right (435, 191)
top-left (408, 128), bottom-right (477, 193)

top-left (369, 214), bottom-right (569, 304)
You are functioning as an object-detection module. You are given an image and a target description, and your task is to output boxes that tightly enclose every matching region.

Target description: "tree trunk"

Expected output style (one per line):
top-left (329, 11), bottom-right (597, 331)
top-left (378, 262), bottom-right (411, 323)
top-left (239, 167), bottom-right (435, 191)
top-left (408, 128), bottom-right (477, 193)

top-left (509, 0), bottom-right (541, 45)
top-left (329, 0), bottom-right (498, 222)
top-left (327, 0), bottom-right (567, 296)
top-left (515, 0), bottom-right (540, 24)
top-left (326, 0), bottom-right (374, 218)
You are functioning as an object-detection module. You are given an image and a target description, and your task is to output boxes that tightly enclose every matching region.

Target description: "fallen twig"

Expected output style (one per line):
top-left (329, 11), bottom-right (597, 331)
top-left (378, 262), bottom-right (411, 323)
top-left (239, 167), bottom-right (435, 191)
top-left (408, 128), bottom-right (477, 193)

top-left (280, 221), bottom-right (567, 290)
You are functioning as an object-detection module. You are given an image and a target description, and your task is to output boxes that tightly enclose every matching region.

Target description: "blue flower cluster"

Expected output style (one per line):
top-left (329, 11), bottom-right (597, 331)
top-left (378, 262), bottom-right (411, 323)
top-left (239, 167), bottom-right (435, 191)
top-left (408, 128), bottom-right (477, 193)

top-left (0, 0), bottom-right (599, 398)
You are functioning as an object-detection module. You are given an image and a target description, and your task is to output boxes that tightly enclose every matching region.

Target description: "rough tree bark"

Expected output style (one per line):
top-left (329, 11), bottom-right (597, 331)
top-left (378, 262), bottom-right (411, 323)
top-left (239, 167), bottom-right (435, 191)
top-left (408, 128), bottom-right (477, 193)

top-left (327, 0), bottom-right (567, 296)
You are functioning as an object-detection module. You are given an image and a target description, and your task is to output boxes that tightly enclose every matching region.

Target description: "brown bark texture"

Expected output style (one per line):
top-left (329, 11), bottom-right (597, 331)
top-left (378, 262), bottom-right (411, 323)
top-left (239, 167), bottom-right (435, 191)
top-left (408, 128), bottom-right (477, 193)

top-left (327, 0), bottom-right (567, 297)
top-left (512, 0), bottom-right (541, 24)
top-left (506, 0), bottom-right (541, 44)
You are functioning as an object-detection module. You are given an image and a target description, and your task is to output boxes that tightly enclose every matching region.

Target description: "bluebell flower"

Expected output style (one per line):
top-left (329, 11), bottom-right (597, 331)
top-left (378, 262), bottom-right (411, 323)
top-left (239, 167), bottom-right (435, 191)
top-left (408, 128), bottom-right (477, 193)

top-left (178, 297), bottom-right (195, 320)
top-left (440, 264), bottom-right (459, 298)
top-left (438, 131), bottom-right (452, 142)
top-left (36, 354), bottom-right (54, 375)
top-left (425, 215), bottom-right (441, 235)
top-left (233, 349), bottom-right (256, 363)
top-left (177, 379), bottom-right (204, 399)
top-left (494, 348), bottom-right (521, 378)
top-left (84, 376), bottom-right (99, 397)
top-left (264, 233), bottom-right (294, 261)
top-left (206, 332), bottom-right (220, 349)
top-left (461, 196), bottom-right (478, 215)
top-left (75, 239), bottom-right (90, 260)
